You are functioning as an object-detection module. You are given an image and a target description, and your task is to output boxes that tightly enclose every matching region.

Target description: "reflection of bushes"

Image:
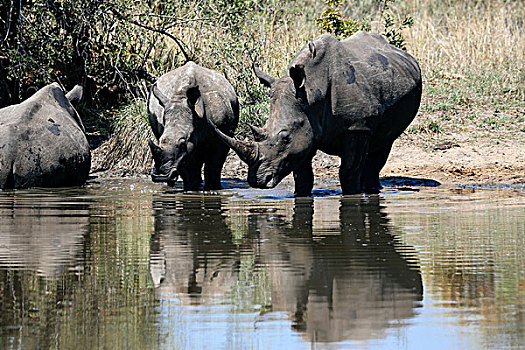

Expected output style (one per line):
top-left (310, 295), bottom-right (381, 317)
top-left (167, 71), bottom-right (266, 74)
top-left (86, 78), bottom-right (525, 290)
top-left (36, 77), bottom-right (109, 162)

top-left (0, 199), bottom-right (157, 349)
top-left (391, 197), bottom-right (523, 346)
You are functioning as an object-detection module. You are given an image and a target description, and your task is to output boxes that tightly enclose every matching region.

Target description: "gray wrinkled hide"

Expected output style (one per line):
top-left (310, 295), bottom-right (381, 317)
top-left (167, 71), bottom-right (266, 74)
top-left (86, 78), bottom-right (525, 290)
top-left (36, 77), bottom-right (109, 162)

top-left (0, 83), bottom-right (91, 189)
top-left (148, 61), bottom-right (239, 190)
top-left (245, 32), bottom-right (422, 195)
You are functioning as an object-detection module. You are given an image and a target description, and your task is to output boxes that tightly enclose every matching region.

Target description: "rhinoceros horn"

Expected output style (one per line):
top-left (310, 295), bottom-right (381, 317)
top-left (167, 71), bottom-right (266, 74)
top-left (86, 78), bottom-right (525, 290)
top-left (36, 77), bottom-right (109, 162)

top-left (66, 85), bottom-right (83, 103)
top-left (208, 120), bottom-right (258, 165)
top-left (148, 139), bottom-right (163, 162)
top-left (253, 65), bottom-right (276, 88)
top-left (248, 123), bottom-right (268, 141)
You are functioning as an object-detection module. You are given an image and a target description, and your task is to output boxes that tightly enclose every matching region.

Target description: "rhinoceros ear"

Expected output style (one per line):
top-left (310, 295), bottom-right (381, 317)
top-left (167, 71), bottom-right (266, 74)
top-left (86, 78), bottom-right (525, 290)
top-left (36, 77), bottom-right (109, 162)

top-left (308, 42), bottom-right (316, 58)
top-left (66, 85), bottom-right (83, 103)
top-left (248, 123), bottom-right (268, 142)
top-left (289, 65), bottom-right (306, 90)
top-left (253, 65), bottom-right (276, 88)
top-left (187, 86), bottom-right (204, 118)
top-left (152, 84), bottom-right (170, 108)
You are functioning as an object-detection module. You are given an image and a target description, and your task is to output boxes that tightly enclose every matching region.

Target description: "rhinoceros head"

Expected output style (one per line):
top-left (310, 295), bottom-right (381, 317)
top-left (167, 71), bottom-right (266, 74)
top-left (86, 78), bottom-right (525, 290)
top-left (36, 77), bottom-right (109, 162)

top-left (149, 82), bottom-right (204, 186)
top-left (209, 64), bottom-right (314, 189)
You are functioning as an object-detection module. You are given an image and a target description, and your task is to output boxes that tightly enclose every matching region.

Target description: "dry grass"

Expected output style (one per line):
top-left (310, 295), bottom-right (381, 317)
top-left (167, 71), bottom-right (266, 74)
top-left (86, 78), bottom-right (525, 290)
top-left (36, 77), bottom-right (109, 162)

top-left (92, 99), bottom-right (153, 175)
top-left (406, 0), bottom-right (524, 86)
top-left (94, 0), bottom-right (524, 175)
top-left (402, 0), bottom-right (524, 137)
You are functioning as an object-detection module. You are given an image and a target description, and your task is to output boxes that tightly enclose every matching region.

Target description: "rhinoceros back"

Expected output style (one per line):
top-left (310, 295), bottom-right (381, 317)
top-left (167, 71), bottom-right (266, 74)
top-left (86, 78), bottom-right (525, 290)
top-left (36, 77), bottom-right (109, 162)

top-left (341, 32), bottom-right (421, 109)
top-left (149, 61), bottom-right (239, 138)
top-left (291, 32), bottom-right (421, 135)
top-left (0, 83), bottom-right (90, 188)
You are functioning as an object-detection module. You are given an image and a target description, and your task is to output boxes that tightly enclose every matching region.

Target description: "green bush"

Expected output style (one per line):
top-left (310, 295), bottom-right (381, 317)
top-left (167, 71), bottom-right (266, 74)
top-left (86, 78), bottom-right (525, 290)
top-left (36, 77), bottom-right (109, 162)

top-left (316, 0), bottom-right (362, 39)
top-left (0, 1), bottom-right (184, 108)
top-left (0, 0), bottom-right (311, 127)
top-left (1, 0), bottom-right (413, 140)
top-left (315, 0), bottom-right (413, 50)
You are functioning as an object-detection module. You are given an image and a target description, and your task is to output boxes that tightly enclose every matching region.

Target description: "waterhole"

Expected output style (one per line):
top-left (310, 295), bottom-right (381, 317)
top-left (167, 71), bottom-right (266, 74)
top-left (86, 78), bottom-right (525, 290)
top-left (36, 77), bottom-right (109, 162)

top-left (0, 178), bottom-right (523, 349)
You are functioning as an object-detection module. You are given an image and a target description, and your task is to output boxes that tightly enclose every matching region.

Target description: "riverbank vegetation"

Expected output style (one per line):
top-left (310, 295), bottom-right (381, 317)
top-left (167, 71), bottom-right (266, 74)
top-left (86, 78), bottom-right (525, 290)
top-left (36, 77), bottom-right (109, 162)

top-left (1, 0), bottom-right (523, 174)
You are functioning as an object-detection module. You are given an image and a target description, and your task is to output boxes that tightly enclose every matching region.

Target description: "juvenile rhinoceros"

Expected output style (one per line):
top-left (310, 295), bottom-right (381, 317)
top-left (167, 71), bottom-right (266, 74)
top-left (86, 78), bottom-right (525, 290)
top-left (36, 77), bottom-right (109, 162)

top-left (0, 83), bottom-right (90, 189)
top-left (148, 61), bottom-right (239, 190)
top-left (211, 32), bottom-right (422, 195)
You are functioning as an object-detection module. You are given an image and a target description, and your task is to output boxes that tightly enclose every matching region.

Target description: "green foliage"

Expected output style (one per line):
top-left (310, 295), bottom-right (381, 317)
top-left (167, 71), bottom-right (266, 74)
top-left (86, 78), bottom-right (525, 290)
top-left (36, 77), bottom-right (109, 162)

top-left (0, 1), bottom-right (176, 107)
top-left (407, 119), bottom-right (442, 134)
top-left (379, 0), bottom-right (414, 50)
top-left (427, 120), bottom-right (442, 134)
top-left (238, 99), bottom-right (270, 137)
top-left (315, 0), bottom-right (361, 39)
top-left (0, 0), bottom-right (310, 132)
top-left (315, 0), bottom-right (413, 50)
top-left (179, 0), bottom-right (309, 130)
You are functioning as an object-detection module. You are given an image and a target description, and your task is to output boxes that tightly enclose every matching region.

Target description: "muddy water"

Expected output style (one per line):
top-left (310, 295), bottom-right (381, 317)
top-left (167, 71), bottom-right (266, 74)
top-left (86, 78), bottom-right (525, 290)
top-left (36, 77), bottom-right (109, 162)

top-left (0, 178), bottom-right (522, 349)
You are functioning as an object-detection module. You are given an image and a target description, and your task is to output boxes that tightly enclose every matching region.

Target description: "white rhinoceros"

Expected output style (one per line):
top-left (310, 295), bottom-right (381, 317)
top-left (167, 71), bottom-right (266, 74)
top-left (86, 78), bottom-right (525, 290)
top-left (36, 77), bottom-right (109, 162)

top-left (0, 83), bottom-right (90, 189)
top-left (212, 32), bottom-right (422, 195)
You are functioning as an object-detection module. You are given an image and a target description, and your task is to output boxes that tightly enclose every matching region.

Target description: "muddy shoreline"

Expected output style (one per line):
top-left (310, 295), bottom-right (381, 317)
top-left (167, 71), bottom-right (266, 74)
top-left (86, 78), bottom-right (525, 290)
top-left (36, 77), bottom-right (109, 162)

top-left (90, 132), bottom-right (525, 189)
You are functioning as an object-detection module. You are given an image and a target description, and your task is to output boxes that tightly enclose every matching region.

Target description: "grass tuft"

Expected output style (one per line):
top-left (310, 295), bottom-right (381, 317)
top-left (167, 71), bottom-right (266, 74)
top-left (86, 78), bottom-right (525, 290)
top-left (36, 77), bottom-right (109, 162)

top-left (93, 99), bottom-right (153, 174)
top-left (94, 0), bottom-right (525, 173)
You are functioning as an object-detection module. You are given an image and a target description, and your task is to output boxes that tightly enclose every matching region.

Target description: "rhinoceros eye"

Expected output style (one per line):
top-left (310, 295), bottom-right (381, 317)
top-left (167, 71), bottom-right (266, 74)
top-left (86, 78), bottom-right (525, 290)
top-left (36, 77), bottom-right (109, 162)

top-left (178, 138), bottom-right (187, 151)
top-left (278, 130), bottom-right (290, 143)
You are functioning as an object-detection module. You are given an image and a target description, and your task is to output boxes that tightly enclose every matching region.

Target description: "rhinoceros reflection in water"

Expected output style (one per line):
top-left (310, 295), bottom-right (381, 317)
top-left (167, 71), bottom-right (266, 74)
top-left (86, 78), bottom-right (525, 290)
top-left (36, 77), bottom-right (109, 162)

top-left (257, 196), bottom-right (423, 342)
top-left (0, 195), bottom-right (89, 277)
top-left (149, 195), bottom-right (422, 342)
top-left (149, 196), bottom-right (239, 302)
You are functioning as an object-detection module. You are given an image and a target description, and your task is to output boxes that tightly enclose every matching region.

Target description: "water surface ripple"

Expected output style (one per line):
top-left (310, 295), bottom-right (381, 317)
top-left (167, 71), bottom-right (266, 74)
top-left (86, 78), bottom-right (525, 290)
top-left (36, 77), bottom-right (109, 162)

top-left (0, 179), bottom-right (523, 349)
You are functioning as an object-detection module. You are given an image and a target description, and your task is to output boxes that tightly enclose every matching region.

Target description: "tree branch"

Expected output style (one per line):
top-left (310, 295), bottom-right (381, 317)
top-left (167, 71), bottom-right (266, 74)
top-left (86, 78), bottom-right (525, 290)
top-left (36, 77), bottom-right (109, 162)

top-left (110, 7), bottom-right (192, 63)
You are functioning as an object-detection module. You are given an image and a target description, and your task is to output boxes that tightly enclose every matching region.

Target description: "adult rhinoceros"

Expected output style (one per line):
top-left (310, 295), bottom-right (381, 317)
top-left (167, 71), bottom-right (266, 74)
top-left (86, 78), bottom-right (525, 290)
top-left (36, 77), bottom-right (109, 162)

top-left (148, 61), bottom-right (239, 190)
top-left (211, 32), bottom-right (422, 195)
top-left (0, 83), bottom-right (90, 189)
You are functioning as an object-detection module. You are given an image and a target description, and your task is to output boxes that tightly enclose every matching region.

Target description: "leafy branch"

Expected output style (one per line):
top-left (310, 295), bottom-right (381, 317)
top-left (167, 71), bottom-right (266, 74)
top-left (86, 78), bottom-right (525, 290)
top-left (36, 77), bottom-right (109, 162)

top-left (109, 6), bottom-right (192, 63)
top-left (316, 0), bottom-right (414, 50)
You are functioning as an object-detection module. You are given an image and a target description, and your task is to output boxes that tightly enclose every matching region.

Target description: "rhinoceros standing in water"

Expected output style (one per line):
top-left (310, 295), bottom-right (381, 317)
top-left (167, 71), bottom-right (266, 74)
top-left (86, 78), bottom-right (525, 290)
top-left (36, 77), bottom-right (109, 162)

top-left (148, 61), bottom-right (239, 190)
top-left (212, 32), bottom-right (422, 195)
top-left (0, 83), bottom-right (90, 189)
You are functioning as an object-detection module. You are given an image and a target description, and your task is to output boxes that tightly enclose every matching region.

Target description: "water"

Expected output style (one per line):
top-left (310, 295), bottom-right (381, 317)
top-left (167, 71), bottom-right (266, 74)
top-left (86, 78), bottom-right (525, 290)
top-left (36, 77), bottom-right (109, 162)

top-left (0, 178), bottom-right (523, 349)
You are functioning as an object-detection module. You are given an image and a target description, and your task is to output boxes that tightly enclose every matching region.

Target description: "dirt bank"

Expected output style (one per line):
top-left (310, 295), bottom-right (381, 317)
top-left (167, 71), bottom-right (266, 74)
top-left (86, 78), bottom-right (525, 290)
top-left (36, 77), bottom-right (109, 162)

top-left (91, 117), bottom-right (525, 188)
top-left (380, 136), bottom-right (524, 187)
top-left (218, 137), bottom-right (524, 188)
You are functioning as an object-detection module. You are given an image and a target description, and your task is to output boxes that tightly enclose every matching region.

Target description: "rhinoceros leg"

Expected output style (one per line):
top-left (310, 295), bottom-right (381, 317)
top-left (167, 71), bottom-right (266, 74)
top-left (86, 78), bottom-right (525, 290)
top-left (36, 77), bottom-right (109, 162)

top-left (361, 144), bottom-right (392, 193)
top-left (203, 144), bottom-right (229, 190)
top-left (180, 160), bottom-right (203, 191)
top-left (0, 162), bottom-right (14, 189)
top-left (361, 85), bottom-right (421, 193)
top-left (203, 164), bottom-right (222, 190)
top-left (293, 155), bottom-right (315, 197)
top-left (0, 141), bottom-right (14, 189)
top-left (339, 132), bottom-right (370, 195)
